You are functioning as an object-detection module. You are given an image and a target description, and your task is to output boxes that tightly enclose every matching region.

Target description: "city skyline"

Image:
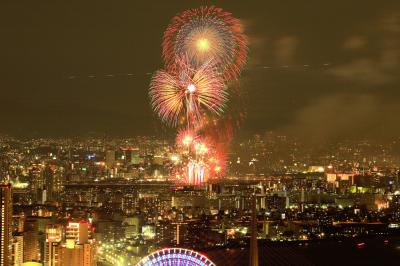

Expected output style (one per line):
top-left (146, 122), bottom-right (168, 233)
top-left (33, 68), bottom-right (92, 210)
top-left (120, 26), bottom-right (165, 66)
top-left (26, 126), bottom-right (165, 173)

top-left (1, 134), bottom-right (400, 265)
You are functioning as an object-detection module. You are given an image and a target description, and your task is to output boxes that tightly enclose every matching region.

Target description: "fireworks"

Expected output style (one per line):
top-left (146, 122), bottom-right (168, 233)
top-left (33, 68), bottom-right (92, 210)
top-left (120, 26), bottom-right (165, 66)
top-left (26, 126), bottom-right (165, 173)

top-left (149, 58), bottom-right (227, 127)
top-left (208, 150), bottom-right (227, 178)
top-left (163, 5), bottom-right (248, 81)
top-left (176, 128), bottom-right (197, 149)
top-left (187, 159), bottom-right (206, 185)
top-left (179, 135), bottom-right (226, 184)
top-left (149, 5), bottom-right (247, 185)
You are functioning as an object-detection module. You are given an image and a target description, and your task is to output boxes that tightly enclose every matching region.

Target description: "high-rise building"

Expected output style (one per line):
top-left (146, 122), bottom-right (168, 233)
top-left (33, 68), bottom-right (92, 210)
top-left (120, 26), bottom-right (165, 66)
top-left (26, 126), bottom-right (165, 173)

top-left (105, 150), bottom-right (116, 168)
top-left (123, 216), bottom-right (142, 239)
top-left (173, 222), bottom-right (188, 246)
top-left (16, 214), bottom-right (25, 233)
top-left (249, 195), bottom-right (259, 266)
top-left (12, 234), bottom-right (24, 266)
top-left (28, 217), bottom-right (52, 263)
top-left (121, 147), bottom-right (140, 165)
top-left (66, 222), bottom-right (89, 244)
top-left (23, 230), bottom-right (40, 263)
top-left (59, 243), bottom-right (95, 266)
top-left (52, 167), bottom-right (65, 201)
top-left (60, 222), bottom-right (96, 266)
top-left (40, 165), bottom-right (65, 203)
top-left (121, 193), bottom-right (137, 215)
top-left (0, 183), bottom-right (12, 266)
top-left (45, 225), bottom-right (62, 266)
top-left (43, 167), bottom-right (53, 203)
top-left (28, 165), bottom-right (43, 204)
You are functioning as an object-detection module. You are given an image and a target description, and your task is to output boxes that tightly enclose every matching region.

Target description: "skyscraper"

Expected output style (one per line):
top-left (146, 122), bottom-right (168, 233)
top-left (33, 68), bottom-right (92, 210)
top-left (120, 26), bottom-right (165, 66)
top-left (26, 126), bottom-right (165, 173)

top-left (23, 218), bottom-right (41, 263)
top-left (59, 243), bottom-right (95, 266)
top-left (66, 222), bottom-right (89, 244)
top-left (61, 222), bottom-right (96, 266)
top-left (249, 195), bottom-right (259, 266)
top-left (0, 183), bottom-right (12, 266)
top-left (45, 224), bottom-right (63, 266)
top-left (12, 234), bottom-right (24, 266)
top-left (105, 150), bottom-right (116, 168)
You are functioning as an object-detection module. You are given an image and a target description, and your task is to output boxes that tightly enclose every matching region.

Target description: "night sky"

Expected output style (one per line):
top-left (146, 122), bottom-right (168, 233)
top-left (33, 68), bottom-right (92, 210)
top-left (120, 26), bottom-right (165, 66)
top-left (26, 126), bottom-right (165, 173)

top-left (0, 1), bottom-right (399, 141)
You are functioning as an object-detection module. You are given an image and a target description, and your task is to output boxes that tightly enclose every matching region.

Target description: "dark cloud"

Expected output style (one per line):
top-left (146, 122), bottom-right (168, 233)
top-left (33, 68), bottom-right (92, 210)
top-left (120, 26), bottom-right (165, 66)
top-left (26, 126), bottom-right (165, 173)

top-left (329, 58), bottom-right (395, 85)
top-left (277, 93), bottom-right (386, 142)
top-left (343, 36), bottom-right (367, 50)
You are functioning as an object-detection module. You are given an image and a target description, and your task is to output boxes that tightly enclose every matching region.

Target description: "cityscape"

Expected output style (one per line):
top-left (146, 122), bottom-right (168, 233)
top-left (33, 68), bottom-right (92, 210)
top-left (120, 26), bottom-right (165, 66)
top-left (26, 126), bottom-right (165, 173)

top-left (1, 1), bottom-right (400, 266)
top-left (1, 135), bottom-right (400, 265)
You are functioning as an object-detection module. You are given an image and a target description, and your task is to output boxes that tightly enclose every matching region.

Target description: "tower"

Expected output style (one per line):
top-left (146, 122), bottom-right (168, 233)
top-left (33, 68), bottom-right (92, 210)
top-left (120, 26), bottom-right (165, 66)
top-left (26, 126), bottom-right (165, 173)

top-left (249, 194), bottom-right (259, 266)
top-left (0, 183), bottom-right (12, 266)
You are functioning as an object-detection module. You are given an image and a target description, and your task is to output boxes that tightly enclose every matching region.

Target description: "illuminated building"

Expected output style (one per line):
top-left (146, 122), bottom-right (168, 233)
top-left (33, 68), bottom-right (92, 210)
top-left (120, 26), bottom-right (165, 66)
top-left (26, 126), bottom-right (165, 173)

top-left (153, 155), bottom-right (164, 166)
top-left (249, 195), bottom-right (259, 266)
top-left (173, 222), bottom-right (188, 245)
top-left (141, 225), bottom-right (156, 240)
top-left (121, 193), bottom-right (137, 214)
top-left (12, 234), bottom-right (24, 266)
top-left (21, 262), bottom-right (43, 266)
top-left (16, 214), bottom-right (25, 233)
top-left (66, 222), bottom-right (89, 244)
top-left (28, 165), bottom-right (43, 203)
top-left (59, 243), bottom-right (95, 266)
top-left (136, 248), bottom-right (215, 266)
top-left (47, 167), bottom-right (65, 201)
top-left (61, 222), bottom-right (96, 266)
top-left (1, 183), bottom-right (12, 266)
top-left (23, 230), bottom-right (40, 262)
top-left (123, 215), bottom-right (142, 239)
top-left (105, 150), bottom-right (116, 168)
top-left (23, 218), bottom-right (48, 263)
top-left (43, 166), bottom-right (53, 202)
top-left (121, 147), bottom-right (141, 165)
top-left (45, 225), bottom-right (62, 266)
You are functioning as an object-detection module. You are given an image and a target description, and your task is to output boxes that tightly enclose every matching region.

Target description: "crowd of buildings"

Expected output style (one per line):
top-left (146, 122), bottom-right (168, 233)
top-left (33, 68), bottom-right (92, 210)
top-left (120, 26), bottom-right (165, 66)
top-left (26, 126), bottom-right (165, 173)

top-left (1, 133), bottom-right (400, 265)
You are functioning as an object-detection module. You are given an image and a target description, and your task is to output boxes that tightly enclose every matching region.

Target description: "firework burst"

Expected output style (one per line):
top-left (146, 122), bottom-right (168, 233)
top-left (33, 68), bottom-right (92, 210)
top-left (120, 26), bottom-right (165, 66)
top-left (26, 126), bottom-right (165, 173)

top-left (207, 148), bottom-right (228, 178)
top-left (149, 6), bottom-right (248, 185)
top-left (149, 59), bottom-right (227, 127)
top-left (176, 128), bottom-right (197, 149)
top-left (163, 5), bottom-right (248, 81)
